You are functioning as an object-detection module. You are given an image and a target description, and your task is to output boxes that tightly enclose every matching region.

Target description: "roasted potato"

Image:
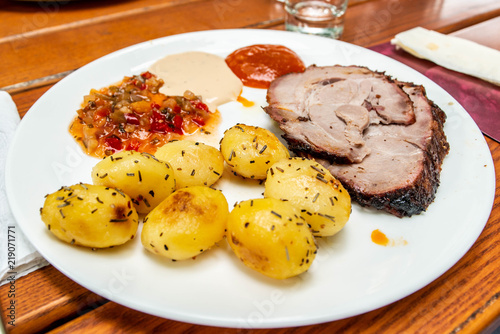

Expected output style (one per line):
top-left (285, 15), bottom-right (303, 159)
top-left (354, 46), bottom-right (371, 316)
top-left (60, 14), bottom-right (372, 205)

top-left (141, 186), bottom-right (229, 261)
top-left (219, 124), bottom-right (290, 179)
top-left (40, 183), bottom-right (139, 248)
top-left (264, 157), bottom-right (351, 237)
top-left (227, 198), bottom-right (316, 279)
top-left (91, 150), bottom-right (176, 214)
top-left (154, 140), bottom-right (224, 189)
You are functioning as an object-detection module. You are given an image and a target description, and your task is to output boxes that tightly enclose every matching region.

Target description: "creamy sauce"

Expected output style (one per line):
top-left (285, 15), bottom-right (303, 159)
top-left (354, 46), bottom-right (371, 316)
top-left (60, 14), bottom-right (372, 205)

top-left (149, 51), bottom-right (243, 112)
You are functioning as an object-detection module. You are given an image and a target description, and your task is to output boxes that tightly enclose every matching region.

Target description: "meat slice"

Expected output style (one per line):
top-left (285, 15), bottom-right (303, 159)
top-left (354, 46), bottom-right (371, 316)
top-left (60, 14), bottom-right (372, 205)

top-left (264, 65), bottom-right (450, 217)
top-left (264, 65), bottom-right (416, 164)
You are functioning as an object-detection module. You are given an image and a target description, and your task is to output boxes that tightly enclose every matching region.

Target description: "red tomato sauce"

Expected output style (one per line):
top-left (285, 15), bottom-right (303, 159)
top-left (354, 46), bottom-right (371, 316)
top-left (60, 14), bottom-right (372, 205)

top-left (69, 72), bottom-right (214, 158)
top-left (225, 44), bottom-right (306, 89)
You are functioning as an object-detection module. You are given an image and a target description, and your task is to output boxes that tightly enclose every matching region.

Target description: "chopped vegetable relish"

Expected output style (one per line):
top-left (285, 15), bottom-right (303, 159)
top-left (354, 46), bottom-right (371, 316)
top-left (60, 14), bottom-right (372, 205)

top-left (69, 72), bottom-right (212, 158)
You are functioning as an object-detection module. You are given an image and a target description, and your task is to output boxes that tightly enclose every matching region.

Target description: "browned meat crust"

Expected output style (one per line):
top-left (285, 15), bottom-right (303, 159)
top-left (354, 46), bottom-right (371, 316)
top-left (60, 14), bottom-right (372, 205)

top-left (264, 65), bottom-right (450, 217)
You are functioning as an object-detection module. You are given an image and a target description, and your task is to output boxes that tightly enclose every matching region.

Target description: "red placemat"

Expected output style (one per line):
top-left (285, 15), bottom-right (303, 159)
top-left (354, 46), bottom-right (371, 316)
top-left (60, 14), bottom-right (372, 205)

top-left (370, 42), bottom-right (500, 143)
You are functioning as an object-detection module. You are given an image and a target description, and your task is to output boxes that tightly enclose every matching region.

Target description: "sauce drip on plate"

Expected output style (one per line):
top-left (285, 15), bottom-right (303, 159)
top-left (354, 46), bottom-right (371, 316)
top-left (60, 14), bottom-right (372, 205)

top-left (225, 44), bottom-right (306, 89)
top-left (237, 95), bottom-right (255, 107)
top-left (371, 229), bottom-right (408, 247)
top-left (371, 229), bottom-right (390, 246)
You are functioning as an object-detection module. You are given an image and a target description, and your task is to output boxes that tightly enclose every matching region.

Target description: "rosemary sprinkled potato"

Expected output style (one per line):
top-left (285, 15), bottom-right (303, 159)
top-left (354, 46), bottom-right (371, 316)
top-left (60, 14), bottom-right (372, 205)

top-left (264, 157), bottom-right (351, 237)
top-left (40, 183), bottom-right (139, 248)
top-left (227, 198), bottom-right (316, 279)
top-left (141, 186), bottom-right (229, 261)
top-left (219, 123), bottom-right (290, 179)
top-left (92, 150), bottom-right (176, 214)
top-left (154, 140), bottom-right (224, 189)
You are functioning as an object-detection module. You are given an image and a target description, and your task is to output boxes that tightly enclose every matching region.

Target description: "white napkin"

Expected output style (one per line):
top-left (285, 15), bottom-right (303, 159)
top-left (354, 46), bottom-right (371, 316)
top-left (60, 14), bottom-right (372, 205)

top-left (391, 27), bottom-right (500, 86)
top-left (0, 91), bottom-right (48, 286)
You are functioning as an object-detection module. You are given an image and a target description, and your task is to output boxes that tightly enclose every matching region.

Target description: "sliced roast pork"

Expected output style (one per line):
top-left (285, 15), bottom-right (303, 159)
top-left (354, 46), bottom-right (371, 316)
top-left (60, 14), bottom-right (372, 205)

top-left (264, 65), bottom-right (450, 217)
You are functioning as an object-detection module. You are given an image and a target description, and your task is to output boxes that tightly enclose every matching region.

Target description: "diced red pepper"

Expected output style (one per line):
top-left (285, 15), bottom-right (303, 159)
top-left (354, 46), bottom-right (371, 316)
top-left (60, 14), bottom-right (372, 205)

top-left (105, 135), bottom-right (122, 152)
top-left (192, 116), bottom-right (206, 126)
top-left (124, 113), bottom-right (140, 125)
top-left (172, 115), bottom-right (183, 134)
top-left (141, 72), bottom-right (153, 79)
top-left (172, 105), bottom-right (182, 114)
top-left (150, 110), bottom-right (168, 133)
top-left (191, 100), bottom-right (209, 112)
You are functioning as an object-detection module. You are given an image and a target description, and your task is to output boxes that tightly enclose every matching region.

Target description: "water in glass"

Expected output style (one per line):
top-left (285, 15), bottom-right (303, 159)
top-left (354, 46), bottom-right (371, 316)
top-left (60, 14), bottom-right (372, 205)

top-left (285, 0), bottom-right (348, 39)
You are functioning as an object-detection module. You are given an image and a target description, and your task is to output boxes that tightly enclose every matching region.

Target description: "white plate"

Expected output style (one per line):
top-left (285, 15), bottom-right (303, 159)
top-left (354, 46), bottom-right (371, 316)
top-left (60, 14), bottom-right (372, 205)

top-left (6, 29), bottom-right (495, 328)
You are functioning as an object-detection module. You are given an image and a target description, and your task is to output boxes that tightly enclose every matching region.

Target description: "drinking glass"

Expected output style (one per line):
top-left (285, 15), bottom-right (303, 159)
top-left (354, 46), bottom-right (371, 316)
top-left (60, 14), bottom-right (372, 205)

top-left (285, 0), bottom-right (349, 39)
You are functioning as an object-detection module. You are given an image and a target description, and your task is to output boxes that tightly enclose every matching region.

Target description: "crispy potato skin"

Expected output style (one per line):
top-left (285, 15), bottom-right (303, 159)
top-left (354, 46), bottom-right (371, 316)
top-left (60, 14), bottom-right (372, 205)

top-left (227, 198), bottom-right (316, 279)
top-left (91, 150), bottom-right (176, 214)
top-left (141, 186), bottom-right (229, 260)
top-left (264, 157), bottom-right (351, 237)
top-left (40, 183), bottom-right (139, 248)
top-left (154, 140), bottom-right (224, 189)
top-left (219, 124), bottom-right (290, 179)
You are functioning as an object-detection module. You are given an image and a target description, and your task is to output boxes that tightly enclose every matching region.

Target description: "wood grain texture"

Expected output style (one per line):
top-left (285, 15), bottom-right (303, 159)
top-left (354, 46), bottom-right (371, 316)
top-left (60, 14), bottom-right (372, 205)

top-left (3, 0), bottom-right (500, 89)
top-left (1, 0), bottom-right (499, 333)
top-left (450, 16), bottom-right (500, 50)
top-left (0, 0), bottom-right (205, 37)
top-left (0, 0), bottom-right (285, 88)
top-left (333, 0), bottom-right (500, 46)
top-left (0, 266), bottom-right (107, 334)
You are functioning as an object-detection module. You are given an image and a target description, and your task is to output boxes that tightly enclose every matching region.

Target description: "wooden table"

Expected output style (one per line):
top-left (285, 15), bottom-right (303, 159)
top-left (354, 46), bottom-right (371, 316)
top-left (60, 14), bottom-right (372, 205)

top-left (1, 0), bottom-right (499, 333)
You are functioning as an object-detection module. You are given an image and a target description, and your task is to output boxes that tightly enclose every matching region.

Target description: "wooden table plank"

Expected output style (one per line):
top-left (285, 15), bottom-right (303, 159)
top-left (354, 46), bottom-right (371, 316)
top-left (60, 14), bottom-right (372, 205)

top-left (0, 266), bottom-right (107, 334)
top-left (3, 0), bottom-right (500, 89)
top-left (0, 0), bottom-right (285, 88)
top-left (0, 0), bottom-right (205, 37)
top-left (338, 0), bottom-right (500, 46)
top-left (271, 0), bottom-right (500, 46)
top-left (0, 0), bottom-right (373, 39)
top-left (450, 15), bottom-right (500, 50)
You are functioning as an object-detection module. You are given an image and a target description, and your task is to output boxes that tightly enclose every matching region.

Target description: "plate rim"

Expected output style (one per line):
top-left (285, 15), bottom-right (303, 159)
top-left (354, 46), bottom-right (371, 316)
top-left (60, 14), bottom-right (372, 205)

top-left (5, 28), bottom-right (496, 328)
